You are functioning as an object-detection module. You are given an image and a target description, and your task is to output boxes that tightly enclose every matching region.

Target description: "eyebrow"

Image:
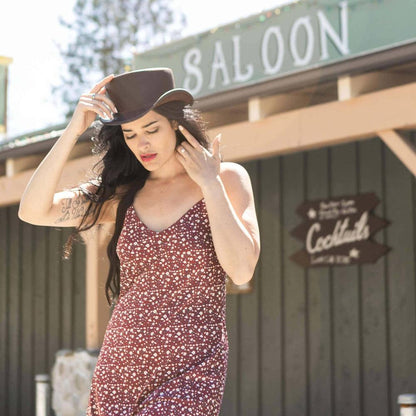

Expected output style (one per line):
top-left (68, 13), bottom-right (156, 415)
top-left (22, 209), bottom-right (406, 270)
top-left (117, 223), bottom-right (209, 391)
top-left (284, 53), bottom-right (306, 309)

top-left (122, 120), bottom-right (158, 132)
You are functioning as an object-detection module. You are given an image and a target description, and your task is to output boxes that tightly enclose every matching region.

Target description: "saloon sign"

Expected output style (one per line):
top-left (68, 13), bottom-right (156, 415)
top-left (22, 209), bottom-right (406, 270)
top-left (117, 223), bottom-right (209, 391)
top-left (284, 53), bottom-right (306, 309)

top-left (133, 0), bottom-right (416, 99)
top-left (290, 193), bottom-right (390, 267)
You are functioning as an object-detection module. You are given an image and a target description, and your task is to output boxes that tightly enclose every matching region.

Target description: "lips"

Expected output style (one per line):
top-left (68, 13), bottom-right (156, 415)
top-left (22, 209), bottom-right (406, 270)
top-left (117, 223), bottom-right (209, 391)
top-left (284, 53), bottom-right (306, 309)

top-left (140, 153), bottom-right (157, 162)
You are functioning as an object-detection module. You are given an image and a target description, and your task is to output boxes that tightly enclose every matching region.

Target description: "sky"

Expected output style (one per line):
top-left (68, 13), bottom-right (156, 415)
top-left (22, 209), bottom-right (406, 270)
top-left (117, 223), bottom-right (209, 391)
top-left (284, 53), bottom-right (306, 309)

top-left (0, 0), bottom-right (290, 140)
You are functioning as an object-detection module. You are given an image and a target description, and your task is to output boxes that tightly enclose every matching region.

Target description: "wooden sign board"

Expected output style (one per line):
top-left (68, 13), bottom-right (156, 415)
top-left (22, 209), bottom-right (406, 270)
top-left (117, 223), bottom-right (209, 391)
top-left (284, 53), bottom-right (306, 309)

top-left (290, 192), bottom-right (390, 267)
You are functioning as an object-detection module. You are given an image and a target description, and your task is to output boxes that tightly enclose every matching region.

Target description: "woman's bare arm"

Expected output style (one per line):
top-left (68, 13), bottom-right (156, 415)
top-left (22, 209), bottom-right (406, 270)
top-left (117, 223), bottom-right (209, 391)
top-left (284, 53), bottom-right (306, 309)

top-left (18, 125), bottom-right (112, 227)
top-left (18, 74), bottom-right (117, 227)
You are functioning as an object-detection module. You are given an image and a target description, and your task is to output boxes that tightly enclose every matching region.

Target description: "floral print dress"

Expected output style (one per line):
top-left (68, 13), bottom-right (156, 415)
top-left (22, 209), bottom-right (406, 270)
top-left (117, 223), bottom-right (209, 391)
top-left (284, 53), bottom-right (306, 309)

top-left (86, 198), bottom-right (229, 416)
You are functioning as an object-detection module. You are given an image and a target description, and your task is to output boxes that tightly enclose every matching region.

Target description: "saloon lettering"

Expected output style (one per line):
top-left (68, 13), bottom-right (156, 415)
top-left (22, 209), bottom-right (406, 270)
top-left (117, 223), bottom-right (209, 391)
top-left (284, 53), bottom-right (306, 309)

top-left (183, 1), bottom-right (349, 95)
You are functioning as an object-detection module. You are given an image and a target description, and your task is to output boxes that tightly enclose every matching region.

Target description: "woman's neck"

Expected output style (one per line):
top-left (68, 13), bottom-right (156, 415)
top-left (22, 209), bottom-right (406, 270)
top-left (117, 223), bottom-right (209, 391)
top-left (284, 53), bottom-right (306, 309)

top-left (147, 157), bottom-right (187, 182)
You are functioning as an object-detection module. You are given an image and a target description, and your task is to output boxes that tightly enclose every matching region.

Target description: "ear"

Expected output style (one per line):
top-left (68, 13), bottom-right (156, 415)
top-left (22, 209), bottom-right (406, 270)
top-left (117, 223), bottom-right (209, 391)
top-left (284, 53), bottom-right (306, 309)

top-left (171, 120), bottom-right (179, 130)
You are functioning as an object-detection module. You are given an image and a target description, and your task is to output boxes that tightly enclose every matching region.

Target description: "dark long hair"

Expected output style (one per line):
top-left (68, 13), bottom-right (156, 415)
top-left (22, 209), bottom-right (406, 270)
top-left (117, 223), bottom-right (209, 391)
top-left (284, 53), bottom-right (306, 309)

top-left (62, 101), bottom-right (210, 307)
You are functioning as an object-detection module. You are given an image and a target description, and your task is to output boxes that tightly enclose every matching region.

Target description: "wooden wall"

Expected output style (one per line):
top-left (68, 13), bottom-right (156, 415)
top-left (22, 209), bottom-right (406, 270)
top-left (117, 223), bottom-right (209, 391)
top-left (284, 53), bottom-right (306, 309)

top-left (221, 135), bottom-right (416, 416)
top-left (0, 206), bottom-right (86, 416)
top-left (0, 134), bottom-right (415, 416)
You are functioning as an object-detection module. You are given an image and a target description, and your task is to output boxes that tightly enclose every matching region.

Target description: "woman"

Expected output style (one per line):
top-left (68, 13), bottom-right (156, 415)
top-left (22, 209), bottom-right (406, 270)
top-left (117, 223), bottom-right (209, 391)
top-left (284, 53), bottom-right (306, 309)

top-left (19, 68), bottom-right (260, 415)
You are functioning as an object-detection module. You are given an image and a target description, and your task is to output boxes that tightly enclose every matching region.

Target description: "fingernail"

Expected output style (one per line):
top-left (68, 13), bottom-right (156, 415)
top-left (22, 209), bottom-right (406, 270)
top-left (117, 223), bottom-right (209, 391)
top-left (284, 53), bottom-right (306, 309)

top-left (179, 125), bottom-right (184, 131)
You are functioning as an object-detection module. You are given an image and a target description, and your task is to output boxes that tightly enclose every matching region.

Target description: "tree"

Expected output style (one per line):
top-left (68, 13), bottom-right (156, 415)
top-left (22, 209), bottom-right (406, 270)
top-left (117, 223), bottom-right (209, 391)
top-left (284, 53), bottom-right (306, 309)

top-left (52, 0), bottom-right (187, 120)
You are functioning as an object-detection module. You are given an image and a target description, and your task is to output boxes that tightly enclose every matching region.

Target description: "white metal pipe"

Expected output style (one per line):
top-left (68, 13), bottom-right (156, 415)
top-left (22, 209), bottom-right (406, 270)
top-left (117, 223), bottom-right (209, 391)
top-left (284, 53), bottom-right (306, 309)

top-left (35, 374), bottom-right (50, 416)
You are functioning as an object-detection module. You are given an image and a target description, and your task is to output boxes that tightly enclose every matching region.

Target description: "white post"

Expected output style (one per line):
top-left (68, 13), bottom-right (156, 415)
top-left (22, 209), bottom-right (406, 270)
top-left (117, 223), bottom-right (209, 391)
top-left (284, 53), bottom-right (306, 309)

top-left (35, 374), bottom-right (50, 416)
top-left (398, 394), bottom-right (416, 416)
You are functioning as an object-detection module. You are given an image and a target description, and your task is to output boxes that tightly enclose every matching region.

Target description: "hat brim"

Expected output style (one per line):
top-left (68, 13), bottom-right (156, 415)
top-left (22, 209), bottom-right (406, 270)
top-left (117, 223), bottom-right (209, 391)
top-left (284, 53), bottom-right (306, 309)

top-left (99, 88), bottom-right (194, 126)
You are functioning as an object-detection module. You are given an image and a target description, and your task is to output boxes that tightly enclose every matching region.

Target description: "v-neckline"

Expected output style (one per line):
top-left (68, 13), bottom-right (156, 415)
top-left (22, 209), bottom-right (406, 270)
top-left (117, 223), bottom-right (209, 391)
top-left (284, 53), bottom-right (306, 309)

top-left (129, 198), bottom-right (205, 234)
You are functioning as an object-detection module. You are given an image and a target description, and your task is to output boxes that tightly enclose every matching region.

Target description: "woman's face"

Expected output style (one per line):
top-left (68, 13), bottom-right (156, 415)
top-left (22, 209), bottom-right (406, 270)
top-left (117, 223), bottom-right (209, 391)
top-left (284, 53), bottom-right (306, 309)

top-left (121, 110), bottom-right (179, 171)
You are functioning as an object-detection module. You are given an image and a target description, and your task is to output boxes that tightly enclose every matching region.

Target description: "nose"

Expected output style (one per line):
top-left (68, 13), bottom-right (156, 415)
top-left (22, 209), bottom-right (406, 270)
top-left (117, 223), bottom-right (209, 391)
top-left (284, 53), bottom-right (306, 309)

top-left (137, 133), bottom-right (151, 150)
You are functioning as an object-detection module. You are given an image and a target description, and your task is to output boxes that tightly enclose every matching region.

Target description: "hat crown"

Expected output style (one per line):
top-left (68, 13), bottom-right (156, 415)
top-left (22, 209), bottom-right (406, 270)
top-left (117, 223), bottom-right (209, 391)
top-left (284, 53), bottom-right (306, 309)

top-left (106, 68), bottom-right (175, 114)
top-left (99, 67), bottom-right (193, 125)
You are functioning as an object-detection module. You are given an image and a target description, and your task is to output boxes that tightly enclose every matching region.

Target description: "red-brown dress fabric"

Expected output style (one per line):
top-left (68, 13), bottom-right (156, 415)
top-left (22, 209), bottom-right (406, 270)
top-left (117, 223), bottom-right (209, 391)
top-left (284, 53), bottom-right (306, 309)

top-left (86, 198), bottom-right (229, 415)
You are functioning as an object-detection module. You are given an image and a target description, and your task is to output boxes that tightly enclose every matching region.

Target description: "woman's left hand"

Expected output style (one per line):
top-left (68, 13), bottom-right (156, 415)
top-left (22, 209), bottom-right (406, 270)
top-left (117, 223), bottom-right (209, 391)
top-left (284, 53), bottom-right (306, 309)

top-left (175, 125), bottom-right (222, 188)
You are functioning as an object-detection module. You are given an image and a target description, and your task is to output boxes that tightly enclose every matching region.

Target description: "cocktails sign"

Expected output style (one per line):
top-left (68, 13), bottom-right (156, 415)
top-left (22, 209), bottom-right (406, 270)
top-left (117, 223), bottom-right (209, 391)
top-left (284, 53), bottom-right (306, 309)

top-left (290, 193), bottom-right (390, 267)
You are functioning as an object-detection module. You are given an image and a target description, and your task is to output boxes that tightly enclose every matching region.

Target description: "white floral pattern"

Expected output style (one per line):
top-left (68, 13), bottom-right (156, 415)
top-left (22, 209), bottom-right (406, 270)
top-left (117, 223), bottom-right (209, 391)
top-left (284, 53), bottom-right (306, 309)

top-left (86, 198), bottom-right (229, 415)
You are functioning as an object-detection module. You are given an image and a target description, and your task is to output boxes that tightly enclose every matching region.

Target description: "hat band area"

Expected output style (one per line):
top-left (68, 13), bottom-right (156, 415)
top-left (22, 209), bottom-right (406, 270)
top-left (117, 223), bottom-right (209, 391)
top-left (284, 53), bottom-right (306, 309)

top-left (99, 106), bottom-right (151, 125)
top-left (115, 106), bottom-right (150, 121)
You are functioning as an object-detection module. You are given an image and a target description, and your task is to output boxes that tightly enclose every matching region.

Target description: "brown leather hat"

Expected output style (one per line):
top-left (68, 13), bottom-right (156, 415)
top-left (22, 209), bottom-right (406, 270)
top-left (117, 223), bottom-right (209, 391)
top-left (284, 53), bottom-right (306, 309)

top-left (99, 67), bottom-right (194, 125)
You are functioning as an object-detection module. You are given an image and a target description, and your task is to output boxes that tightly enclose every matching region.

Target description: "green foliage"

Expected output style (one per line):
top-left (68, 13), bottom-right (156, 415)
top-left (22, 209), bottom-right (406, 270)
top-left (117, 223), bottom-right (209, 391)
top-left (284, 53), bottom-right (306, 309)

top-left (52, 0), bottom-right (187, 120)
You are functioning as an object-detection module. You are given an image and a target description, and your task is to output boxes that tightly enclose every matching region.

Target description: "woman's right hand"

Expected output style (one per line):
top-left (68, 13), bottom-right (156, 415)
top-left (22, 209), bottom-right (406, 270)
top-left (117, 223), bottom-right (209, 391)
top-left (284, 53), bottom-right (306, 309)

top-left (68, 74), bottom-right (118, 135)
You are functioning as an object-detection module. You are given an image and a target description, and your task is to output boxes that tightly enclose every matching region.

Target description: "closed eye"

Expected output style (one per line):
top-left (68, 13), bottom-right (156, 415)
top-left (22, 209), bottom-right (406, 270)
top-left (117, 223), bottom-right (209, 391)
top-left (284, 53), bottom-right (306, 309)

top-left (126, 127), bottom-right (159, 139)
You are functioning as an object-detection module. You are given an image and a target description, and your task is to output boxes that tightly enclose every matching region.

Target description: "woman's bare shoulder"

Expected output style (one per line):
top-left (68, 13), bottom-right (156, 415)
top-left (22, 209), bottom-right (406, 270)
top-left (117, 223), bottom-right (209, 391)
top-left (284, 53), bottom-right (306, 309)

top-left (218, 161), bottom-right (256, 214)
top-left (219, 161), bottom-right (250, 178)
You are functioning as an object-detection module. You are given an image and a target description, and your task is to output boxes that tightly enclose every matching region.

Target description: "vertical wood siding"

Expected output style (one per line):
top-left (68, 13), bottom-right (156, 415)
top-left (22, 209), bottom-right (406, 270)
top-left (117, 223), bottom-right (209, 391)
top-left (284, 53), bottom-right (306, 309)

top-left (0, 206), bottom-right (86, 416)
top-left (1, 134), bottom-right (415, 416)
top-left (220, 135), bottom-right (416, 416)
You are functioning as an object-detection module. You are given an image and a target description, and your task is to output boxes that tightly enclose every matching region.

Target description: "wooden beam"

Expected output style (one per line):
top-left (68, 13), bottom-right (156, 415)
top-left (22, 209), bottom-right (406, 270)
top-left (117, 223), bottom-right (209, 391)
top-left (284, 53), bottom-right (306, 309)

top-left (338, 71), bottom-right (416, 100)
top-left (67, 141), bottom-right (94, 161)
top-left (0, 153), bottom-right (100, 207)
top-left (2, 80), bottom-right (416, 206)
top-left (377, 129), bottom-right (416, 177)
top-left (338, 75), bottom-right (353, 101)
top-left (3, 141), bottom-right (92, 178)
top-left (248, 91), bottom-right (320, 121)
top-left (203, 102), bottom-right (247, 128)
top-left (248, 96), bottom-right (262, 122)
top-left (209, 81), bottom-right (416, 162)
top-left (5, 154), bottom-right (44, 177)
top-left (0, 56), bottom-right (13, 65)
top-left (80, 223), bottom-right (114, 349)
